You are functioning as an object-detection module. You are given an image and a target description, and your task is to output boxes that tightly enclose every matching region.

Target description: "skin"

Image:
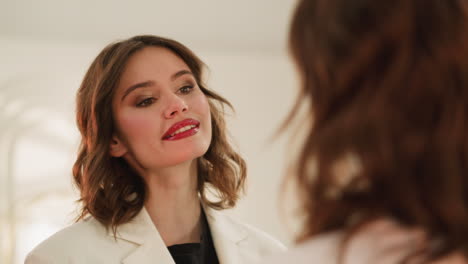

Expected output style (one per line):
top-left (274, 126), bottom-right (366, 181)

top-left (110, 46), bottom-right (212, 246)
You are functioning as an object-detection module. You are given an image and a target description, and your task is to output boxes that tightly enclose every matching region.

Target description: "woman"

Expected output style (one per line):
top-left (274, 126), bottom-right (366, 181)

top-left (266, 0), bottom-right (468, 263)
top-left (26, 35), bottom-right (285, 264)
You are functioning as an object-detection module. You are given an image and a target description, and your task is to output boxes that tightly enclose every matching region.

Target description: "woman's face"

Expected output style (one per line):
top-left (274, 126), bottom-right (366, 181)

top-left (110, 47), bottom-right (212, 170)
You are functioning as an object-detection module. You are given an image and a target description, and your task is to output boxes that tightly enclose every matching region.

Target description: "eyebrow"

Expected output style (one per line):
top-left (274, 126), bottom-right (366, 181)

top-left (171, 69), bottom-right (193, 81)
top-left (121, 80), bottom-right (155, 102)
top-left (121, 70), bottom-right (194, 102)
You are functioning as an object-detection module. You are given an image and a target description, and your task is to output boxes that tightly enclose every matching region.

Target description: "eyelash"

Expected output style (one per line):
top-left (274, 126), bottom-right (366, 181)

top-left (178, 85), bottom-right (194, 94)
top-left (135, 85), bottom-right (195, 107)
top-left (136, 97), bottom-right (156, 107)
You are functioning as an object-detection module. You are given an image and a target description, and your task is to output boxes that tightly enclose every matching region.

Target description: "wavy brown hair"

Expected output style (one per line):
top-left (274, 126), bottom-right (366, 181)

top-left (287, 0), bottom-right (468, 261)
top-left (73, 35), bottom-right (246, 233)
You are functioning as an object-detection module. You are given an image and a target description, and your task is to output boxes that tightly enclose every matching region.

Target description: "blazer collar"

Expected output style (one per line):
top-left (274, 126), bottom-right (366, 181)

top-left (203, 204), bottom-right (249, 264)
top-left (108, 208), bottom-right (175, 264)
top-left (107, 205), bottom-right (249, 264)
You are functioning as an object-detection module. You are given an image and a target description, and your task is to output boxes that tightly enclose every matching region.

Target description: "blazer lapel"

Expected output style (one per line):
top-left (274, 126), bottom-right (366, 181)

top-left (204, 205), bottom-right (248, 264)
top-left (108, 208), bottom-right (175, 264)
top-left (110, 205), bottom-right (253, 264)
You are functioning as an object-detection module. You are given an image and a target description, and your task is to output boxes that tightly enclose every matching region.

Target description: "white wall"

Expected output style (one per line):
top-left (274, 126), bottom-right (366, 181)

top-left (0, 35), bottom-right (301, 263)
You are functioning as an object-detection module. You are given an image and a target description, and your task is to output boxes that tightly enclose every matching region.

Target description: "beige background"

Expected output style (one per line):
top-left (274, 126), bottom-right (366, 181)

top-left (0, 1), bottom-right (302, 263)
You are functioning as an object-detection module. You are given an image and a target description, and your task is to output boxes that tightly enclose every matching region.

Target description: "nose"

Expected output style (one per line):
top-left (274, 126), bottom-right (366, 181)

top-left (163, 94), bottom-right (188, 118)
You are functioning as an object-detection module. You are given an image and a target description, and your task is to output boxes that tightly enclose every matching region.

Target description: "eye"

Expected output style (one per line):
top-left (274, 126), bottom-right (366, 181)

top-left (178, 85), bottom-right (194, 95)
top-left (136, 97), bottom-right (156, 107)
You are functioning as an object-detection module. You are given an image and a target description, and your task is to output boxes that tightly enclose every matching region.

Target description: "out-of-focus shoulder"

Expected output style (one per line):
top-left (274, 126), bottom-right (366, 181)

top-left (260, 232), bottom-right (342, 264)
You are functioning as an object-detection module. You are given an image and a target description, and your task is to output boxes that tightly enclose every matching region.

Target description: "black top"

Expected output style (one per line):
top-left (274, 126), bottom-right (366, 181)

top-left (167, 211), bottom-right (219, 264)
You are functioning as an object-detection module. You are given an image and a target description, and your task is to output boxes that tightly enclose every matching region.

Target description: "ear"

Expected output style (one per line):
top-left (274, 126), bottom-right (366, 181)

top-left (109, 134), bottom-right (128, 157)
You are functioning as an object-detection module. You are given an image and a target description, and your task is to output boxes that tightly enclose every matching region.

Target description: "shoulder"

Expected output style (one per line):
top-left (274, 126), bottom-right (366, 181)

top-left (261, 232), bottom-right (342, 264)
top-left (262, 219), bottom-right (430, 264)
top-left (25, 217), bottom-right (126, 263)
top-left (38, 217), bottom-right (106, 245)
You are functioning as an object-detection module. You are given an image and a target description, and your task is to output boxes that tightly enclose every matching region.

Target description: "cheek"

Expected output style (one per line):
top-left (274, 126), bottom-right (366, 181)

top-left (196, 96), bottom-right (212, 129)
top-left (117, 111), bottom-right (160, 141)
top-left (194, 95), bottom-right (211, 118)
top-left (188, 93), bottom-right (212, 140)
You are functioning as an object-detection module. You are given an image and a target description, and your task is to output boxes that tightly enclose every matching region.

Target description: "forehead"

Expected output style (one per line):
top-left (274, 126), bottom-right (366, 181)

top-left (119, 46), bottom-right (191, 86)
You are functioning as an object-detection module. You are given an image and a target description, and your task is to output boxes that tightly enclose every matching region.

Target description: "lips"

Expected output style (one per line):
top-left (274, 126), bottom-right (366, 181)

top-left (162, 118), bottom-right (200, 140)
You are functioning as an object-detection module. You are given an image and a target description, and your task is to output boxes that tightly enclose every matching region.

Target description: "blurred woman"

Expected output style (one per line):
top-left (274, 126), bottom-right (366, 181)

top-left (268, 0), bottom-right (468, 263)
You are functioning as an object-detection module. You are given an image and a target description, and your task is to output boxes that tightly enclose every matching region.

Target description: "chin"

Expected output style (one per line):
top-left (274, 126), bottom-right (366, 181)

top-left (166, 144), bottom-right (209, 166)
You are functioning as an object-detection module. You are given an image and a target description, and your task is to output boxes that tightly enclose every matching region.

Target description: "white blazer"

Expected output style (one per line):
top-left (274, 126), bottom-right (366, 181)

top-left (25, 206), bottom-right (285, 264)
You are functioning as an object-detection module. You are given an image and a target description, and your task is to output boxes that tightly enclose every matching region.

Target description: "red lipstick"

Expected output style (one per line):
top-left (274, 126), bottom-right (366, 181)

top-left (162, 119), bottom-right (200, 141)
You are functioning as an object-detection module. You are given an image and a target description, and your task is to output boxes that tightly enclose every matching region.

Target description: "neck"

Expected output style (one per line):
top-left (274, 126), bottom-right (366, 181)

top-left (143, 159), bottom-right (202, 246)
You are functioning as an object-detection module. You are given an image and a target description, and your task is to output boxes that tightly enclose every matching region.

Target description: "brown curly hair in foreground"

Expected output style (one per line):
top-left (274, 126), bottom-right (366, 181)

top-left (287, 0), bottom-right (468, 261)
